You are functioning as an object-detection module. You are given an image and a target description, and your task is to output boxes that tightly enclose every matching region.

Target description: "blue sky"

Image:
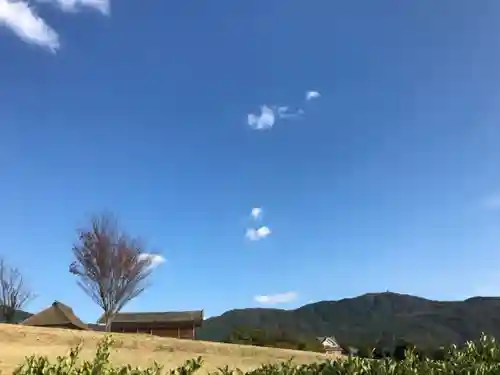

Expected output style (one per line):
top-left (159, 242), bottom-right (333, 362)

top-left (1, 0), bottom-right (500, 322)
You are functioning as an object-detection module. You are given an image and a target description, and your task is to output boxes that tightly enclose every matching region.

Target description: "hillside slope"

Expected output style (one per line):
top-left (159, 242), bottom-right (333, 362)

top-left (0, 323), bottom-right (332, 374)
top-left (197, 292), bottom-right (500, 348)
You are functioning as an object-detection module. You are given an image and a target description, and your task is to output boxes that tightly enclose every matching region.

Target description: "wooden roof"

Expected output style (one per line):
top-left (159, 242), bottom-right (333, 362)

top-left (21, 301), bottom-right (88, 330)
top-left (97, 310), bottom-right (203, 326)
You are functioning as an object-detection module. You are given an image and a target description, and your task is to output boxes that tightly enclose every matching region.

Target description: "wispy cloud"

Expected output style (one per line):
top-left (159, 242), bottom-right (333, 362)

top-left (481, 194), bottom-right (500, 210)
top-left (247, 90), bottom-right (321, 131)
top-left (39, 0), bottom-right (109, 14)
top-left (277, 106), bottom-right (304, 120)
top-left (0, 0), bottom-right (59, 51)
top-left (306, 90), bottom-right (321, 101)
top-left (251, 207), bottom-right (262, 220)
top-left (138, 253), bottom-right (166, 268)
top-left (247, 104), bottom-right (306, 131)
top-left (245, 226), bottom-right (271, 241)
top-left (254, 291), bottom-right (298, 305)
top-left (0, 0), bottom-right (109, 51)
top-left (247, 105), bottom-right (275, 130)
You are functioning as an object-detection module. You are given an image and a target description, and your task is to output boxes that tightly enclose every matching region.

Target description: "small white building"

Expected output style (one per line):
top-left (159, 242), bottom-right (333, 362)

top-left (317, 336), bottom-right (343, 354)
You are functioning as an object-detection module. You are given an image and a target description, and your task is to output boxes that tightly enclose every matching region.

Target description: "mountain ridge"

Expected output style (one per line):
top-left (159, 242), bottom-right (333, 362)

top-left (197, 292), bottom-right (500, 348)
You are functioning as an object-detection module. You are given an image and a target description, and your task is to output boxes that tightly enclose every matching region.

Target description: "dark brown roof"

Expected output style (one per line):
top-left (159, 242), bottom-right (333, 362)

top-left (21, 301), bottom-right (88, 330)
top-left (97, 310), bottom-right (203, 326)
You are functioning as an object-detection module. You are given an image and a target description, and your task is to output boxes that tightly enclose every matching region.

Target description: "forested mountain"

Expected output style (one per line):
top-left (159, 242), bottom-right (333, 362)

top-left (197, 292), bottom-right (500, 349)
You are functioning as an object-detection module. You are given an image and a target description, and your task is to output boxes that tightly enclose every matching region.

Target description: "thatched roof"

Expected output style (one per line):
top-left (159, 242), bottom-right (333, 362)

top-left (97, 310), bottom-right (203, 326)
top-left (21, 301), bottom-right (88, 330)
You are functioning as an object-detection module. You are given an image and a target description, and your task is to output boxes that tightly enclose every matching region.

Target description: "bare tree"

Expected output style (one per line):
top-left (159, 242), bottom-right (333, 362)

top-left (0, 258), bottom-right (36, 323)
top-left (69, 213), bottom-right (154, 331)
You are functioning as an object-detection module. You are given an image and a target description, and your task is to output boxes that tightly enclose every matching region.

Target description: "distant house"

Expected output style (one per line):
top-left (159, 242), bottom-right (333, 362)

top-left (95, 310), bottom-right (203, 339)
top-left (20, 301), bottom-right (88, 330)
top-left (317, 336), bottom-right (343, 354)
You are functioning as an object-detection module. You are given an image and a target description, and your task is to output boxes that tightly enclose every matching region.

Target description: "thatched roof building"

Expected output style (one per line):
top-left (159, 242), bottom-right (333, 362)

top-left (21, 301), bottom-right (88, 330)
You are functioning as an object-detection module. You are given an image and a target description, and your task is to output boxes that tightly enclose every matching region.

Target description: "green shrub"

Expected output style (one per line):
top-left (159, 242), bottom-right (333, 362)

top-left (12, 333), bottom-right (500, 374)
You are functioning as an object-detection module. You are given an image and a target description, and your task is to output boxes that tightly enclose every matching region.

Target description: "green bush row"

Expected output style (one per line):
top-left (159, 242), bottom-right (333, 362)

top-left (12, 334), bottom-right (500, 375)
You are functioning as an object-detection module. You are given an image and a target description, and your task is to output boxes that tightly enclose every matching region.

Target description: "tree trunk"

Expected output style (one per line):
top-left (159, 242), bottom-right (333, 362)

top-left (105, 313), bottom-right (114, 332)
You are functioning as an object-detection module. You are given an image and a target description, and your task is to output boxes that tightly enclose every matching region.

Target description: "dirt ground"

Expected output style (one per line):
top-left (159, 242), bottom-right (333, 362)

top-left (0, 324), bottom-right (339, 374)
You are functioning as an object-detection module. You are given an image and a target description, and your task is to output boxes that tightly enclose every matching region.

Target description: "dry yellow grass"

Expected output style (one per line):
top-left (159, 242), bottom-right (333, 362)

top-left (0, 324), bottom-right (339, 374)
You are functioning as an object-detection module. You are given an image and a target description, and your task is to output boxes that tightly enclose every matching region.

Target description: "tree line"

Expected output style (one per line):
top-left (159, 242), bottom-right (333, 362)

top-left (0, 212), bottom-right (160, 331)
top-left (222, 326), bottom-right (452, 359)
top-left (354, 339), bottom-right (448, 361)
top-left (223, 326), bottom-right (325, 352)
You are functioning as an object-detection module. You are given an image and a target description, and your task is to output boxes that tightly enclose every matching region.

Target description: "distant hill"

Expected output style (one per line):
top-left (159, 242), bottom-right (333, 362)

top-left (0, 308), bottom-right (32, 323)
top-left (197, 292), bottom-right (500, 349)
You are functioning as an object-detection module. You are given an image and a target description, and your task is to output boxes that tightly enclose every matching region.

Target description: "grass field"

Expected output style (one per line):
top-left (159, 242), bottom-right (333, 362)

top-left (0, 324), bottom-right (337, 374)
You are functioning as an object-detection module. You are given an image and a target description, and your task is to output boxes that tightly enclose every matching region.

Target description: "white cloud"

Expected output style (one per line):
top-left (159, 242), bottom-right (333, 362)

top-left (0, 0), bottom-right (110, 51)
top-left (247, 104), bottom-right (306, 130)
top-left (482, 194), bottom-right (500, 210)
top-left (250, 207), bottom-right (262, 220)
top-left (138, 253), bottom-right (166, 268)
top-left (0, 0), bottom-right (59, 51)
top-left (245, 226), bottom-right (271, 241)
top-left (254, 291), bottom-right (298, 305)
top-left (247, 105), bottom-right (275, 130)
top-left (248, 90), bottom-right (322, 130)
top-left (306, 90), bottom-right (321, 101)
